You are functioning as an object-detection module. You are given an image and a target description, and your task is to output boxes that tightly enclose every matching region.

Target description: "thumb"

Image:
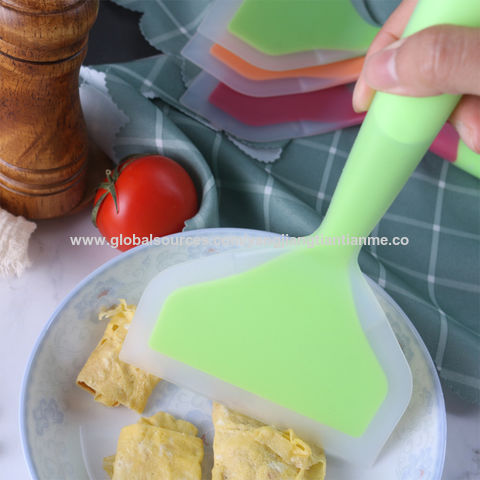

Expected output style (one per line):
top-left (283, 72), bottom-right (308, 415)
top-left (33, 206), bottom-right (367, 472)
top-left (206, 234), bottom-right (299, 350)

top-left (363, 25), bottom-right (480, 97)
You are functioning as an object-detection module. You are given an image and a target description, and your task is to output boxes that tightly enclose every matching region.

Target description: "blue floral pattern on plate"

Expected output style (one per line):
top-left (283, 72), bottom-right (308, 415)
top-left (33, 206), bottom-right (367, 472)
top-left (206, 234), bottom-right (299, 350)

top-left (33, 399), bottom-right (64, 436)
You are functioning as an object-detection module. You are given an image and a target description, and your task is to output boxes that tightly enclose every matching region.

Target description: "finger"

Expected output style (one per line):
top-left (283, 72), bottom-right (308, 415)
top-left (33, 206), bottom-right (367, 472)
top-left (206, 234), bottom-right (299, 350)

top-left (363, 25), bottom-right (480, 97)
top-left (352, 32), bottom-right (393, 113)
top-left (450, 95), bottom-right (480, 153)
top-left (353, 0), bottom-right (418, 112)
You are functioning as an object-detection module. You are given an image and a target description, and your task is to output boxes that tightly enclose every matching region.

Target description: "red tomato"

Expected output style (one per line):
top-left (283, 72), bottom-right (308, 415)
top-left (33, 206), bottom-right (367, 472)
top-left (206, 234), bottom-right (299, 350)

top-left (93, 155), bottom-right (198, 251)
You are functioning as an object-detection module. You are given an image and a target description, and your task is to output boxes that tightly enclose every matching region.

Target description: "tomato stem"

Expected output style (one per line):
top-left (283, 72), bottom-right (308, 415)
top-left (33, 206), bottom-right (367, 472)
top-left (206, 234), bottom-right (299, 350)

top-left (91, 155), bottom-right (153, 229)
top-left (91, 167), bottom-right (121, 228)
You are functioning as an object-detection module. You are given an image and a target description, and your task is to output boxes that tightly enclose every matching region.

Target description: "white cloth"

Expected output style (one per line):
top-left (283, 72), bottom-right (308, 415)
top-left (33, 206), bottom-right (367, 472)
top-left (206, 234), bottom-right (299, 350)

top-left (0, 208), bottom-right (36, 277)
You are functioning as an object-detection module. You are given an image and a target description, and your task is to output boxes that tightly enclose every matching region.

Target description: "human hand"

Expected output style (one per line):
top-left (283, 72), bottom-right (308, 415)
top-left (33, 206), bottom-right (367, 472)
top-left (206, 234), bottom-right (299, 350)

top-left (353, 0), bottom-right (480, 153)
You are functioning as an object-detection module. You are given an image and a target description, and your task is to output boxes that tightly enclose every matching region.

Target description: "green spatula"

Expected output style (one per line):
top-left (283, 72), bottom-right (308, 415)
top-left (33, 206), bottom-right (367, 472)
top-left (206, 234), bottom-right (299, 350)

top-left (228, 0), bottom-right (380, 54)
top-left (121, 0), bottom-right (480, 466)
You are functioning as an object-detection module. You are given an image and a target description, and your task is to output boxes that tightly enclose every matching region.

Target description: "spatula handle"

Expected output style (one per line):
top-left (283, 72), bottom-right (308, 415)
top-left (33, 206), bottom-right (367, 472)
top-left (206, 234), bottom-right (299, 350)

top-left (318, 0), bottom-right (480, 241)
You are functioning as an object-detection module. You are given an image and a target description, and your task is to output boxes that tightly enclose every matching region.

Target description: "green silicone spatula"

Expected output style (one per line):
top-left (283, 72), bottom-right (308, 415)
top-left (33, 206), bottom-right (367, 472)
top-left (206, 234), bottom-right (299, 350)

top-left (228, 0), bottom-right (380, 54)
top-left (120, 0), bottom-right (480, 466)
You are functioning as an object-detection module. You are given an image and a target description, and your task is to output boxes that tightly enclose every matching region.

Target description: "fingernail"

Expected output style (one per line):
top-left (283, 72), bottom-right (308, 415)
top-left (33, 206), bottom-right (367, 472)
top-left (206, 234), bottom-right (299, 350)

top-left (352, 79), bottom-right (375, 113)
top-left (364, 38), bottom-right (405, 92)
top-left (352, 81), bottom-right (365, 113)
top-left (456, 121), bottom-right (480, 154)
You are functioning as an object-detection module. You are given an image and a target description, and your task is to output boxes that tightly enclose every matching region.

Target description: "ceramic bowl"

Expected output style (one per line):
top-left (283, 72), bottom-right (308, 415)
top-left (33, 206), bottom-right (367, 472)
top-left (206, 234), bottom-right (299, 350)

top-left (21, 228), bottom-right (446, 480)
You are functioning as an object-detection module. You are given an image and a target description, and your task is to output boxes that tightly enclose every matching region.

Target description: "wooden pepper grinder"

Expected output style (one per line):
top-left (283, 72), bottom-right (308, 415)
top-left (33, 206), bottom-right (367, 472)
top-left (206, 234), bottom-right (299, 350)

top-left (0, 0), bottom-right (99, 219)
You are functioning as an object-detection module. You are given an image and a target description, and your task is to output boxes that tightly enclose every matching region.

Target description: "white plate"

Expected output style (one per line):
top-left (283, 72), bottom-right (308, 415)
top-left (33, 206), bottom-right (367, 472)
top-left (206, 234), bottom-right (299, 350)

top-left (21, 228), bottom-right (446, 480)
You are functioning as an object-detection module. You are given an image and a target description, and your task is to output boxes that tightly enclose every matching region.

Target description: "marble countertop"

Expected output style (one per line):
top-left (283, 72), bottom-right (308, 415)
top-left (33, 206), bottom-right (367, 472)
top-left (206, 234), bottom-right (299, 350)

top-left (0, 209), bottom-right (478, 479)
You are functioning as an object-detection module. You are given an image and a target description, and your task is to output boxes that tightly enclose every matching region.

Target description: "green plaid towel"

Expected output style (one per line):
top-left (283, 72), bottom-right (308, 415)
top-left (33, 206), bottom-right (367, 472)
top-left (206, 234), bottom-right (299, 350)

top-left (81, 0), bottom-right (480, 403)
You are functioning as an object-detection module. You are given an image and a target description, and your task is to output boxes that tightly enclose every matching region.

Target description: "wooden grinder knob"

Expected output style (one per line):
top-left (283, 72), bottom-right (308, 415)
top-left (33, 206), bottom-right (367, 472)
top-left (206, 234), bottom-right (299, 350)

top-left (0, 0), bottom-right (99, 219)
